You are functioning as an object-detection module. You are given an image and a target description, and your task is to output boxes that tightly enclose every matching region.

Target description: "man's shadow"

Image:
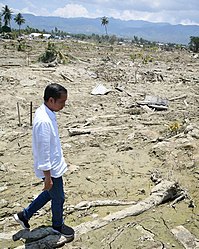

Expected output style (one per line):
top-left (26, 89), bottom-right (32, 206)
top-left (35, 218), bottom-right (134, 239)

top-left (13, 225), bottom-right (74, 248)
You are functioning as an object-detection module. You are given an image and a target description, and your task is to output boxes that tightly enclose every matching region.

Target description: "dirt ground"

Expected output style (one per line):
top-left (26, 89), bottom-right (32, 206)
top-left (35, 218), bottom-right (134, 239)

top-left (0, 39), bottom-right (199, 249)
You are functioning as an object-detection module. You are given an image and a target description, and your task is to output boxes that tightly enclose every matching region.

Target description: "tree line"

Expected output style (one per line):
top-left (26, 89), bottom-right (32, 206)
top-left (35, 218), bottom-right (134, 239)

top-left (0, 5), bottom-right (199, 52)
top-left (0, 5), bottom-right (25, 35)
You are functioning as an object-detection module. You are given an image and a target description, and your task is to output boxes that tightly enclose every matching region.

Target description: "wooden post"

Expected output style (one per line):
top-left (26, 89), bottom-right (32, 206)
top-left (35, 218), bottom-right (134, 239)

top-left (30, 101), bottom-right (33, 126)
top-left (27, 51), bottom-right (30, 66)
top-left (17, 102), bottom-right (21, 127)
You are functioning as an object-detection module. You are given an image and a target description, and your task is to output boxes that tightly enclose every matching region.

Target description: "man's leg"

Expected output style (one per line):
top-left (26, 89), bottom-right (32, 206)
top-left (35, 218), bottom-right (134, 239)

top-left (24, 190), bottom-right (52, 220)
top-left (48, 176), bottom-right (65, 227)
top-left (49, 176), bottom-right (74, 238)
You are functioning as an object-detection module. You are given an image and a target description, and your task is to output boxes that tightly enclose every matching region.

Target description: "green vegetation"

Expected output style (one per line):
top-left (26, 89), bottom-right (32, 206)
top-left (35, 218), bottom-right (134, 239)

top-left (39, 42), bottom-right (68, 64)
top-left (0, 5), bottom-right (25, 37)
top-left (14, 13), bottom-right (25, 36)
top-left (2, 25), bottom-right (11, 33)
top-left (101, 16), bottom-right (109, 35)
top-left (130, 51), bottom-right (154, 64)
top-left (189, 36), bottom-right (199, 52)
top-left (1, 5), bottom-right (12, 34)
top-left (17, 39), bottom-right (31, 52)
top-left (169, 121), bottom-right (181, 135)
top-left (1, 5), bottom-right (12, 28)
top-left (39, 42), bottom-right (57, 63)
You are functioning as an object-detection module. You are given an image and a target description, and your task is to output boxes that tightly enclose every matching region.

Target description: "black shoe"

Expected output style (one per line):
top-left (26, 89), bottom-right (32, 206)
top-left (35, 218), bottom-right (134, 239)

top-left (53, 224), bottom-right (74, 238)
top-left (13, 211), bottom-right (30, 229)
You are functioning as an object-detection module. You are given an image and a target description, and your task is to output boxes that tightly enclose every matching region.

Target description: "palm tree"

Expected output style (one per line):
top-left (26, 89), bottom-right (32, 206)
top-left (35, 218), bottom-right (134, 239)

top-left (101, 16), bottom-right (109, 35)
top-left (2, 5), bottom-right (13, 28)
top-left (14, 13), bottom-right (25, 35)
top-left (0, 14), bottom-right (2, 32)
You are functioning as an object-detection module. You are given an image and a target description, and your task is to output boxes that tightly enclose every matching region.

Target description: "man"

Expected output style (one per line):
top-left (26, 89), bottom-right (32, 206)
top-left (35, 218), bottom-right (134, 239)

top-left (14, 83), bottom-right (74, 238)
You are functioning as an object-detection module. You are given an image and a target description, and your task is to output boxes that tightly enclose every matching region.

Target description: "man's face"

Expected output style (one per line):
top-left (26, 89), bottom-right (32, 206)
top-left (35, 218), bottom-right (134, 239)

top-left (49, 93), bottom-right (68, 112)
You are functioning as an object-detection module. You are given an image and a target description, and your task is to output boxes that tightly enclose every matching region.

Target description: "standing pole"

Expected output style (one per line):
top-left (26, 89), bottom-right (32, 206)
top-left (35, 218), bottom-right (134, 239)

top-left (30, 101), bottom-right (33, 126)
top-left (17, 102), bottom-right (21, 127)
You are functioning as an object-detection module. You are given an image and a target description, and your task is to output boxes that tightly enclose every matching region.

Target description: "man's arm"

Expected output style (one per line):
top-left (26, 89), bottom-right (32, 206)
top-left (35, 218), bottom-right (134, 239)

top-left (34, 122), bottom-right (53, 190)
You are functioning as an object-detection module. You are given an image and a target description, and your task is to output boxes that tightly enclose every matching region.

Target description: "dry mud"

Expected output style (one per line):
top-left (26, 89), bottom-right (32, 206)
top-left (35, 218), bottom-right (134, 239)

top-left (0, 39), bottom-right (199, 248)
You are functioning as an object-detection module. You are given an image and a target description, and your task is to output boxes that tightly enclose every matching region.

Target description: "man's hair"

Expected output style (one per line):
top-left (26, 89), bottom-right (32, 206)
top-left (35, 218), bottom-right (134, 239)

top-left (44, 83), bottom-right (67, 102)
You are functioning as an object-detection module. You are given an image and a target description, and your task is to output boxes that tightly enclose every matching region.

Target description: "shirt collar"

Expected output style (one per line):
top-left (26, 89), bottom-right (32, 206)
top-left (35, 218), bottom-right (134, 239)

top-left (43, 103), bottom-right (56, 121)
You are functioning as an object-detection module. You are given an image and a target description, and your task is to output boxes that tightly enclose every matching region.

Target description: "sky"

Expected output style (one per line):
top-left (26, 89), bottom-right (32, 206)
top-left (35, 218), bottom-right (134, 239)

top-left (0, 0), bottom-right (199, 26)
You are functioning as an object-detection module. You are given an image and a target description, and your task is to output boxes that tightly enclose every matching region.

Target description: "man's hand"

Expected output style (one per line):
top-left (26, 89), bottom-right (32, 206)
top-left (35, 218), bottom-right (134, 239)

top-left (43, 170), bottom-right (53, 191)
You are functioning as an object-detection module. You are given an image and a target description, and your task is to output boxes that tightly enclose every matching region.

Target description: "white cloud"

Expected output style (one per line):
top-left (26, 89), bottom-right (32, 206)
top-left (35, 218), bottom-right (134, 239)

top-left (0, 2), bottom-right (4, 8)
top-left (180, 19), bottom-right (199, 25)
top-left (106, 7), bottom-right (199, 25)
top-left (0, 1), bottom-right (198, 25)
top-left (11, 6), bottom-right (49, 16)
top-left (17, 7), bottom-right (35, 15)
top-left (81, 0), bottom-right (199, 11)
top-left (106, 9), bottom-right (168, 23)
top-left (23, 0), bottom-right (36, 9)
top-left (53, 4), bottom-right (89, 18)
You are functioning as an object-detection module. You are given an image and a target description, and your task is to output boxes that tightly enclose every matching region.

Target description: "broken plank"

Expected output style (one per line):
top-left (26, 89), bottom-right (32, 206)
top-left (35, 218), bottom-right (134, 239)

top-left (68, 125), bottom-right (129, 136)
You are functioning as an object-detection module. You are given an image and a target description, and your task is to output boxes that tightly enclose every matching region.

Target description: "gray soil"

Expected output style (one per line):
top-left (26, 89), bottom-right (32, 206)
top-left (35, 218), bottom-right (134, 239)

top-left (0, 39), bottom-right (199, 249)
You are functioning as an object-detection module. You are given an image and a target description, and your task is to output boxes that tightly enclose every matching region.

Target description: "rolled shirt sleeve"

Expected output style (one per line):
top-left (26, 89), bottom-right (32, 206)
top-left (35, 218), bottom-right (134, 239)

top-left (35, 122), bottom-right (52, 171)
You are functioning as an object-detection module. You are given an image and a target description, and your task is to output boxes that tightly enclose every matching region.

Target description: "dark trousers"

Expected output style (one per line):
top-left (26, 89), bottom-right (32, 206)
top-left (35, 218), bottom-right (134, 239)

top-left (24, 176), bottom-right (64, 227)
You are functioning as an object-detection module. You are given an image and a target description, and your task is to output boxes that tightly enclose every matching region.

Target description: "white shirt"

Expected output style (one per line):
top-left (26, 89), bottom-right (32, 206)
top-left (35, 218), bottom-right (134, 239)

top-left (32, 103), bottom-right (68, 179)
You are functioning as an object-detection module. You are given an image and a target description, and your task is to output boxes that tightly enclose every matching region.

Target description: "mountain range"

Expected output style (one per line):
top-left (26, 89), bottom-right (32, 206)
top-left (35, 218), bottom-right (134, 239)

top-left (11, 14), bottom-right (199, 45)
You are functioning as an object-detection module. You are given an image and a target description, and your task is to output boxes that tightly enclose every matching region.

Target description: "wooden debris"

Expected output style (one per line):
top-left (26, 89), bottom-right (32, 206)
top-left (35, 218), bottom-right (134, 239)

top-left (17, 102), bottom-right (22, 127)
top-left (171, 225), bottom-right (199, 249)
top-left (60, 72), bottom-right (74, 82)
top-left (137, 95), bottom-right (169, 111)
top-left (115, 86), bottom-right (133, 97)
top-left (31, 68), bottom-right (56, 72)
top-left (0, 64), bottom-right (22, 67)
top-left (67, 199), bottom-right (137, 212)
top-left (68, 127), bottom-right (91, 136)
top-left (68, 125), bottom-right (129, 136)
top-left (169, 94), bottom-right (187, 101)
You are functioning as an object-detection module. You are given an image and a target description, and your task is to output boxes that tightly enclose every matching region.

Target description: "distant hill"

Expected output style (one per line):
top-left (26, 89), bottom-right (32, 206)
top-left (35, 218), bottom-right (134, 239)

top-left (11, 14), bottom-right (199, 44)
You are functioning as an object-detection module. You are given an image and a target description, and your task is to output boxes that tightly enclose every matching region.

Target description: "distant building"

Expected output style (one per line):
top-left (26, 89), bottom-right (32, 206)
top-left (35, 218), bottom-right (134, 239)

top-left (29, 33), bottom-right (51, 39)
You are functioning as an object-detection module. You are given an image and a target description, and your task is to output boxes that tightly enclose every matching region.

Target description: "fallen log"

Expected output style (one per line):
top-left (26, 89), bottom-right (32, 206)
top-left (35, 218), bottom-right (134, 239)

top-left (171, 225), bottom-right (199, 249)
top-left (74, 179), bottom-right (182, 236)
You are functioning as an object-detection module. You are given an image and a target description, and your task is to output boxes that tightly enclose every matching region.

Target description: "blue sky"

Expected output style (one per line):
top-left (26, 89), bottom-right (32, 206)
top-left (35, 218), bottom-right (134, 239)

top-left (0, 0), bottom-right (199, 25)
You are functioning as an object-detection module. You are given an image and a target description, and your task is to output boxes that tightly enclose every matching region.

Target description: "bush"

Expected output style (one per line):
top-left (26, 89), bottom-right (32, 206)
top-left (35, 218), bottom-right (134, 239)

top-left (2, 25), bottom-right (11, 33)
top-left (189, 36), bottom-right (199, 52)
top-left (39, 42), bottom-right (57, 63)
